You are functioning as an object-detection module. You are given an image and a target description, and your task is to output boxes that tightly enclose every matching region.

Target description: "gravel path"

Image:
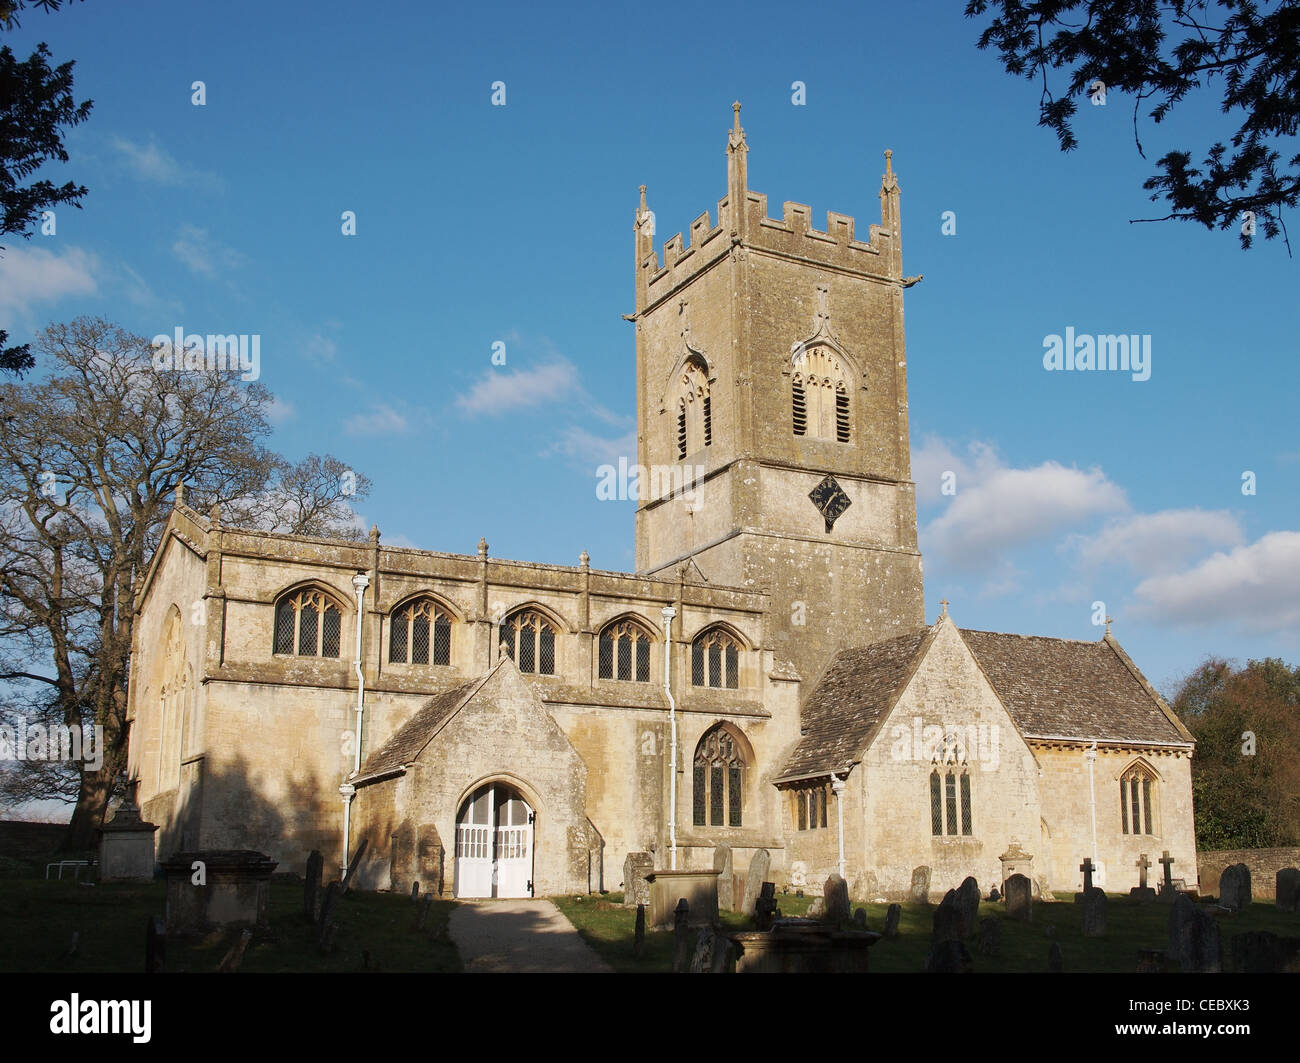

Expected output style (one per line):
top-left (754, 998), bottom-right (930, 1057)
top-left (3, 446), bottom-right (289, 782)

top-left (448, 899), bottom-right (615, 973)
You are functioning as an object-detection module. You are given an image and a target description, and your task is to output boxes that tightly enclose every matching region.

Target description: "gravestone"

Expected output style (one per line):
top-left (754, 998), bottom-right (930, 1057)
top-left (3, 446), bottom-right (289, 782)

top-left (1005, 873), bottom-right (1033, 922)
top-left (689, 926), bottom-right (716, 974)
top-left (883, 903), bottom-right (901, 938)
top-left (932, 889), bottom-right (964, 943)
top-left (853, 908), bottom-right (867, 930)
top-left (925, 938), bottom-right (972, 973)
top-left (318, 880), bottom-right (341, 933)
top-left (1168, 893), bottom-right (1221, 973)
top-left (741, 849), bottom-right (771, 917)
top-left (98, 797), bottom-right (160, 881)
top-left (634, 904), bottom-right (646, 959)
top-left (672, 898), bottom-right (691, 973)
top-left (1157, 851), bottom-right (1178, 902)
top-left (145, 915), bottom-right (166, 973)
top-left (1074, 857), bottom-right (1095, 902)
top-left (1082, 886), bottom-right (1106, 937)
top-left (622, 852), bottom-right (653, 909)
top-left (304, 850), bottom-right (323, 922)
top-left (806, 897), bottom-right (825, 920)
top-left (1230, 930), bottom-right (1283, 973)
top-left (824, 873), bottom-right (851, 924)
top-left (957, 876), bottom-right (980, 937)
top-left (1047, 942), bottom-right (1063, 972)
top-left (1130, 853), bottom-right (1156, 903)
top-left (713, 845), bottom-right (734, 911)
top-left (1218, 863), bottom-right (1251, 910)
top-left (755, 882), bottom-right (779, 931)
top-left (977, 916), bottom-right (1001, 957)
top-left (988, 887), bottom-right (1001, 902)
top-left (909, 866), bottom-right (931, 904)
top-left (1277, 868), bottom-right (1300, 912)
top-left (790, 860), bottom-right (808, 890)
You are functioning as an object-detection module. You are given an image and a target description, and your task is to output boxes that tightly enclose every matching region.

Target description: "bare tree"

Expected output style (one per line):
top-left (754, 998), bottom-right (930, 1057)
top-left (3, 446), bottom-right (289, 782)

top-left (0, 317), bottom-right (371, 846)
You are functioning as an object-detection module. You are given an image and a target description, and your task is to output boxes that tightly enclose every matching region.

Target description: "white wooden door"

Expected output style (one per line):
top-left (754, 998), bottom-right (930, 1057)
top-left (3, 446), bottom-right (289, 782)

top-left (454, 784), bottom-right (534, 899)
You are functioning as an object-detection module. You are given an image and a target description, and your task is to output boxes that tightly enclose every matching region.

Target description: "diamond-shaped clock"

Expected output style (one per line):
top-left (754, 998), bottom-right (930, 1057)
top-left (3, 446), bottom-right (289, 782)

top-left (809, 475), bottom-right (851, 533)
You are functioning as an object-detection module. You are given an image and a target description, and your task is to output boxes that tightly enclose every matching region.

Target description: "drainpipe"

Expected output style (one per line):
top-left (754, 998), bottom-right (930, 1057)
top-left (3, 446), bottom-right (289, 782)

top-left (340, 572), bottom-right (370, 877)
top-left (1084, 740), bottom-right (1098, 882)
top-left (661, 605), bottom-right (677, 870)
top-left (831, 774), bottom-right (846, 880)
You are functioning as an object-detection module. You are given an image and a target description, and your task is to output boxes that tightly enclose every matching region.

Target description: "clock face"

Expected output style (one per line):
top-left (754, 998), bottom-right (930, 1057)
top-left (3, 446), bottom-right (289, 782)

top-left (809, 475), bottom-right (852, 533)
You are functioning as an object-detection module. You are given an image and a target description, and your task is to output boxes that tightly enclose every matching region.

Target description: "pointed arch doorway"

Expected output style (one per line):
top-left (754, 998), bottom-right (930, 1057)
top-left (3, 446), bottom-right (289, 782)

top-left (454, 781), bottom-right (535, 898)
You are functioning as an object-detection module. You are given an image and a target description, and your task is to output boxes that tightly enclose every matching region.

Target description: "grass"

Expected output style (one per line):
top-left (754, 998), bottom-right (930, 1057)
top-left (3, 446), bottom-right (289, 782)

top-left (555, 889), bottom-right (1300, 973)
top-left (0, 876), bottom-right (461, 973)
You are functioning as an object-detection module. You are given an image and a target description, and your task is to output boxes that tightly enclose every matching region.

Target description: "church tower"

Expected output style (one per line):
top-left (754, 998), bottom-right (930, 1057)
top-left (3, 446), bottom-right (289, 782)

top-left (631, 103), bottom-right (925, 682)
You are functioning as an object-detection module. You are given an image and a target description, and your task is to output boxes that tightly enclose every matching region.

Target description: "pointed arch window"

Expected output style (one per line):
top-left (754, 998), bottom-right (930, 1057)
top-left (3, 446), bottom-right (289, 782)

top-left (598, 619), bottom-right (652, 682)
top-left (1120, 765), bottom-right (1157, 836)
top-left (389, 598), bottom-right (452, 666)
top-left (273, 588), bottom-right (343, 658)
top-left (693, 725), bottom-right (746, 827)
top-left (792, 346), bottom-right (850, 442)
top-left (929, 733), bottom-right (973, 836)
top-left (690, 627), bottom-right (740, 689)
top-left (676, 358), bottom-right (711, 460)
top-left (500, 609), bottom-right (557, 675)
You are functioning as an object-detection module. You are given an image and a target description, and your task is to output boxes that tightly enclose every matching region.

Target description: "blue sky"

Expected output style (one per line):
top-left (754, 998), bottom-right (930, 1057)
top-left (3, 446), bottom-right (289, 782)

top-left (4, 0), bottom-right (1297, 697)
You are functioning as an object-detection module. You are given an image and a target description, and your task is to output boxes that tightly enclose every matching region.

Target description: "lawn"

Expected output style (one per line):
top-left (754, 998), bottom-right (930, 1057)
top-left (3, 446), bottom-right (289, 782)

top-left (0, 876), bottom-right (461, 973)
top-left (555, 889), bottom-right (1300, 973)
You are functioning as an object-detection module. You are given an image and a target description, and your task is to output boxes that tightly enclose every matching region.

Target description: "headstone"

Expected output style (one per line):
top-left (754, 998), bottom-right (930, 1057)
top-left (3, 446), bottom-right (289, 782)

top-left (1130, 853), bottom-right (1156, 903)
top-left (1136, 948), bottom-right (1167, 973)
top-left (318, 880), bottom-right (340, 933)
top-left (988, 887), bottom-right (1001, 902)
top-left (1230, 930), bottom-right (1283, 973)
top-left (1218, 863), bottom-right (1251, 910)
top-left (672, 898), bottom-right (691, 974)
top-left (339, 838), bottom-right (367, 893)
top-left (1005, 873), bottom-right (1033, 921)
top-left (824, 873), bottom-right (851, 924)
top-left (806, 897), bottom-right (825, 920)
top-left (1168, 893), bottom-right (1221, 973)
top-left (1277, 868), bottom-right (1300, 912)
top-left (634, 904), bottom-right (646, 959)
top-left (925, 938), bottom-right (972, 973)
top-left (932, 889), bottom-right (964, 943)
top-left (957, 876), bottom-right (980, 937)
top-left (1047, 942), bottom-right (1063, 972)
top-left (755, 881), bottom-right (779, 931)
top-left (1082, 886), bottom-right (1106, 937)
top-left (689, 926), bottom-right (717, 974)
top-left (1157, 850), bottom-right (1177, 902)
top-left (909, 866), bottom-right (931, 904)
top-left (302, 847), bottom-right (323, 914)
top-left (883, 903), bottom-right (901, 938)
top-left (1076, 857), bottom-right (1095, 901)
top-left (622, 852), bottom-right (653, 909)
top-left (853, 908), bottom-right (867, 930)
top-left (145, 915), bottom-right (166, 973)
top-left (977, 916), bottom-right (1001, 957)
top-left (410, 881), bottom-right (419, 902)
top-left (713, 845), bottom-right (734, 911)
top-left (790, 860), bottom-right (807, 890)
top-left (741, 849), bottom-right (770, 917)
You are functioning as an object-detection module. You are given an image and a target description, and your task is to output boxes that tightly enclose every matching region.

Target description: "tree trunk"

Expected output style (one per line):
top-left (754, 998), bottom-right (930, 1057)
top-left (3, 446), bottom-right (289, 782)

top-left (60, 746), bottom-right (124, 852)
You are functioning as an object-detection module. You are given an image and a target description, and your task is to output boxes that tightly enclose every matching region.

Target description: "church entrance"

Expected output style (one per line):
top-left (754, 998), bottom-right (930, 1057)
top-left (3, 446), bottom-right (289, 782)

top-left (454, 782), bottom-right (535, 898)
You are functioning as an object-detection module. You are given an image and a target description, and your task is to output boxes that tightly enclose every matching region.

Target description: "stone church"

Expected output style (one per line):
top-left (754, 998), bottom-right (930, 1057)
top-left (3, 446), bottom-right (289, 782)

top-left (126, 105), bottom-right (1199, 902)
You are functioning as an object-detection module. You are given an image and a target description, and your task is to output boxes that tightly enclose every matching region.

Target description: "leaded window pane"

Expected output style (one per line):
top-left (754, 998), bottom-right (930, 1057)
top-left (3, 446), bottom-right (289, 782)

top-left (708, 644), bottom-right (721, 688)
top-left (636, 638), bottom-right (650, 683)
top-left (725, 644), bottom-right (738, 688)
top-left (390, 609), bottom-right (409, 663)
top-left (298, 602), bottom-right (318, 656)
top-left (598, 634), bottom-right (614, 678)
top-left (798, 790), bottom-right (807, 831)
top-left (617, 636), bottom-right (631, 680)
top-left (693, 764), bottom-right (706, 826)
top-left (710, 764), bottom-right (724, 826)
top-left (321, 606), bottom-right (341, 658)
top-left (519, 626), bottom-right (536, 673)
top-left (945, 771), bottom-right (958, 835)
top-left (1142, 777), bottom-right (1152, 835)
top-left (691, 642), bottom-right (704, 686)
top-left (960, 772), bottom-right (972, 836)
top-left (499, 623), bottom-right (514, 662)
top-left (1131, 777), bottom-right (1141, 835)
top-left (411, 613), bottom-right (430, 664)
top-left (728, 765), bottom-right (742, 826)
top-left (274, 599), bottom-right (295, 655)
top-left (433, 615), bottom-right (451, 665)
top-left (930, 772), bottom-right (943, 835)
top-left (1120, 778), bottom-right (1129, 834)
top-left (539, 626), bottom-right (555, 674)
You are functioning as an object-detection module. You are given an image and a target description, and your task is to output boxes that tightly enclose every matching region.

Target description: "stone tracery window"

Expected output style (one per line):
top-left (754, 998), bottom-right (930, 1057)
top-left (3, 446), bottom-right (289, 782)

top-left (792, 346), bottom-right (850, 442)
top-left (500, 608), bottom-right (557, 675)
top-left (273, 587), bottom-right (343, 658)
top-left (929, 733), bottom-right (972, 837)
top-left (693, 724), bottom-right (746, 827)
top-left (1120, 765), bottom-right (1156, 836)
top-left (690, 627), bottom-right (740, 689)
top-left (389, 598), bottom-right (452, 666)
top-left (676, 358), bottom-right (712, 460)
top-left (598, 619), bottom-right (652, 682)
top-left (791, 782), bottom-right (829, 831)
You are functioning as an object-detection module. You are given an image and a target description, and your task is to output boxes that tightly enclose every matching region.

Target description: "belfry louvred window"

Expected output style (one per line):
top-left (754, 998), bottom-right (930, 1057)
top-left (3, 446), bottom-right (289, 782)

top-left (676, 358), bottom-right (711, 458)
top-left (791, 346), bottom-right (849, 442)
top-left (273, 588), bottom-right (343, 658)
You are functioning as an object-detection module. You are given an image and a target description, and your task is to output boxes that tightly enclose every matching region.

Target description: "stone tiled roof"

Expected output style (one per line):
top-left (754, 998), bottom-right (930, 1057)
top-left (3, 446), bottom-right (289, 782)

top-left (959, 629), bottom-right (1191, 746)
top-left (777, 629), bottom-right (932, 780)
top-left (355, 676), bottom-right (487, 782)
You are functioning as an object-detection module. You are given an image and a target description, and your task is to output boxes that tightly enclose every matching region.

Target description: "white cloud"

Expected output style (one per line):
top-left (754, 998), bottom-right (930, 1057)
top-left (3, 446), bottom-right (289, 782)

top-left (266, 395), bottom-right (296, 425)
top-left (0, 245), bottom-right (97, 316)
top-left (110, 136), bottom-right (220, 190)
top-left (345, 403), bottom-right (412, 436)
top-left (302, 333), bottom-right (338, 364)
top-left (1066, 509), bottom-right (1244, 575)
top-left (457, 361), bottom-right (573, 416)
top-left (547, 426), bottom-right (637, 469)
top-left (912, 435), bottom-right (1000, 505)
top-left (1131, 531), bottom-right (1300, 632)
top-left (171, 224), bottom-right (245, 278)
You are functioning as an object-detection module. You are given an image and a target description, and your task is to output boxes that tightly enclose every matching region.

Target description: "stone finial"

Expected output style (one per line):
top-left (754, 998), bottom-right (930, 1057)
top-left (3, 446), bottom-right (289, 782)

top-left (579, 549), bottom-right (589, 568)
top-left (477, 537), bottom-right (488, 559)
top-left (732, 100), bottom-right (742, 133)
top-left (1104, 615), bottom-right (1113, 636)
top-left (174, 482), bottom-right (186, 508)
top-left (369, 524), bottom-right (380, 544)
top-left (208, 502), bottom-right (221, 526)
top-left (882, 149), bottom-right (898, 193)
top-left (940, 598), bottom-right (949, 617)
top-left (639, 184), bottom-right (647, 213)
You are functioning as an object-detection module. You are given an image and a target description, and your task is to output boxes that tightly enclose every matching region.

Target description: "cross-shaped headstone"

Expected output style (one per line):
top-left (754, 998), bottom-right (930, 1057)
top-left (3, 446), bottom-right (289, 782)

top-left (1079, 857), bottom-right (1095, 892)
top-left (1159, 851), bottom-right (1175, 890)
top-left (1135, 853), bottom-right (1151, 889)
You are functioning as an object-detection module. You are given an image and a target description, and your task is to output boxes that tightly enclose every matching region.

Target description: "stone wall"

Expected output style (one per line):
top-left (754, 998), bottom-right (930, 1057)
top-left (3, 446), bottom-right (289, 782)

top-left (1198, 848), bottom-right (1300, 899)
